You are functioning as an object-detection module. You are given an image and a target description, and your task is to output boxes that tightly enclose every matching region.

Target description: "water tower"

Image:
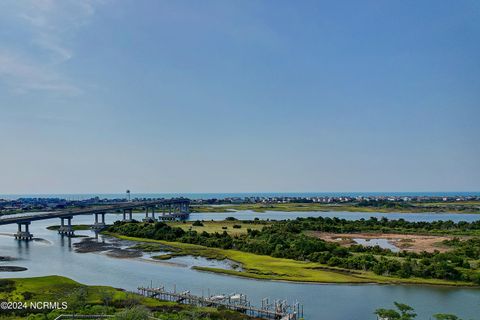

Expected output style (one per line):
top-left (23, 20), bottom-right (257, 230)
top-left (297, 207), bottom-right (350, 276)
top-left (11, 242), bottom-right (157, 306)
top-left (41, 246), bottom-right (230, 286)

top-left (126, 190), bottom-right (131, 202)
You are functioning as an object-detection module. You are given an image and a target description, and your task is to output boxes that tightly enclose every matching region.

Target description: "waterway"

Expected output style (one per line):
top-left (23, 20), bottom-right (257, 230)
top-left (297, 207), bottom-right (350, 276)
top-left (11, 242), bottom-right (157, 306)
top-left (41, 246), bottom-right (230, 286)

top-left (0, 212), bottom-right (479, 320)
top-left (190, 210), bottom-right (480, 223)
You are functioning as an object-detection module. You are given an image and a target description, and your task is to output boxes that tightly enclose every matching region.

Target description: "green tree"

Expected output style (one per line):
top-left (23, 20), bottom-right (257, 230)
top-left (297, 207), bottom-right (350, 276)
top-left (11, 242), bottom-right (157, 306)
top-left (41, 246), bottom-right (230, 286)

top-left (394, 302), bottom-right (416, 319)
top-left (433, 314), bottom-right (461, 320)
top-left (123, 292), bottom-right (141, 307)
top-left (375, 302), bottom-right (416, 320)
top-left (114, 305), bottom-right (151, 320)
top-left (100, 290), bottom-right (114, 312)
top-left (67, 287), bottom-right (88, 315)
top-left (375, 308), bottom-right (401, 319)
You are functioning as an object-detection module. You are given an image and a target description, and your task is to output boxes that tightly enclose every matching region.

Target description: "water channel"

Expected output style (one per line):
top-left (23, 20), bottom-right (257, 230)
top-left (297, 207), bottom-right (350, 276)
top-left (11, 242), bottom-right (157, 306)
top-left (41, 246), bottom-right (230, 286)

top-left (0, 211), bottom-right (479, 320)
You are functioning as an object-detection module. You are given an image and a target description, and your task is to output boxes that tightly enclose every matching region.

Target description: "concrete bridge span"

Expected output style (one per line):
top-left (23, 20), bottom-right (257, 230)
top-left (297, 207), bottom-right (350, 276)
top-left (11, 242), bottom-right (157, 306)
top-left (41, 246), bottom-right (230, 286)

top-left (0, 198), bottom-right (190, 240)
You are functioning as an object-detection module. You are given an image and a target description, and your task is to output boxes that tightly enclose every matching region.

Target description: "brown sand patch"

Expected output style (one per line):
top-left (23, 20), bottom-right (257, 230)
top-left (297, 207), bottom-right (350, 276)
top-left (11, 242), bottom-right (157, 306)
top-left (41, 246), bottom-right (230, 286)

top-left (307, 231), bottom-right (458, 253)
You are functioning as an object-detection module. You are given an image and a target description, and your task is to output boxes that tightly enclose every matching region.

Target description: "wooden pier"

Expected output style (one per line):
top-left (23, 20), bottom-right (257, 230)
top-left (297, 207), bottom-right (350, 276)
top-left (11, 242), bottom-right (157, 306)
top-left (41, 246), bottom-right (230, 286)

top-left (137, 285), bottom-right (303, 320)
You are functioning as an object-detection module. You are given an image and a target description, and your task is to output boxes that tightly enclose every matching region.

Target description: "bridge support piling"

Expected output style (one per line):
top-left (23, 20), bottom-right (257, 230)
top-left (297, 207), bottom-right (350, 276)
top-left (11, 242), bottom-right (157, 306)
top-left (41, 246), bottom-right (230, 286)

top-left (15, 222), bottom-right (33, 240)
top-left (58, 216), bottom-right (74, 236)
top-left (91, 212), bottom-right (106, 231)
top-left (143, 207), bottom-right (155, 223)
top-left (122, 209), bottom-right (133, 222)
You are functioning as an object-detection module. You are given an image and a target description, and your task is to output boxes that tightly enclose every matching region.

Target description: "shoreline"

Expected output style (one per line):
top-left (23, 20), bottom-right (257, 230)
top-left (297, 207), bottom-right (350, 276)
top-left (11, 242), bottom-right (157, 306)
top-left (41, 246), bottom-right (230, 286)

top-left (0, 275), bottom-right (251, 319)
top-left (2, 206), bottom-right (480, 219)
top-left (105, 232), bottom-right (479, 288)
top-left (192, 266), bottom-right (480, 290)
top-left (190, 201), bottom-right (480, 215)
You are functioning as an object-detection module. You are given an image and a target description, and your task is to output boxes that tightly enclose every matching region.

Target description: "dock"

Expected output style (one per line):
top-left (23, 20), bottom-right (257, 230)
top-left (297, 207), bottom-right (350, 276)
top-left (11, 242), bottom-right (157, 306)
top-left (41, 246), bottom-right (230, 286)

top-left (137, 285), bottom-right (304, 319)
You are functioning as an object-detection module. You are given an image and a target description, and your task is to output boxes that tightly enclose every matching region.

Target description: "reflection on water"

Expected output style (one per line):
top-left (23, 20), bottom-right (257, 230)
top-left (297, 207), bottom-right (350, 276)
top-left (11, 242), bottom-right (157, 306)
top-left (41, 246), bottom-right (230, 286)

top-left (0, 213), bottom-right (478, 320)
top-left (59, 235), bottom-right (72, 249)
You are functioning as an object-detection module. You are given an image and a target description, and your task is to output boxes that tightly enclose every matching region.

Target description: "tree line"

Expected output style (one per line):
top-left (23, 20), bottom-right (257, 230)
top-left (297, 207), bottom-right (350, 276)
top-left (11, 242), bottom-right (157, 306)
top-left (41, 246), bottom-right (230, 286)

top-left (107, 217), bottom-right (480, 284)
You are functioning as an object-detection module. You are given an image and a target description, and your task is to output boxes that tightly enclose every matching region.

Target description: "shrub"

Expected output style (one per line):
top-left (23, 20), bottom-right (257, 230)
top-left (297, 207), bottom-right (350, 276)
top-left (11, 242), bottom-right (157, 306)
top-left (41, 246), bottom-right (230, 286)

top-left (0, 280), bottom-right (15, 293)
top-left (114, 306), bottom-right (151, 320)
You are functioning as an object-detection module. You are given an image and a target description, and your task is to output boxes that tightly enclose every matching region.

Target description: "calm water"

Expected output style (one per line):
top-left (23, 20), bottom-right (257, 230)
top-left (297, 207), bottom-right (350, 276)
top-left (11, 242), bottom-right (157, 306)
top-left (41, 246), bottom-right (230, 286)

top-left (0, 212), bottom-right (479, 320)
top-left (190, 210), bottom-right (480, 223)
top-left (352, 238), bottom-right (400, 252)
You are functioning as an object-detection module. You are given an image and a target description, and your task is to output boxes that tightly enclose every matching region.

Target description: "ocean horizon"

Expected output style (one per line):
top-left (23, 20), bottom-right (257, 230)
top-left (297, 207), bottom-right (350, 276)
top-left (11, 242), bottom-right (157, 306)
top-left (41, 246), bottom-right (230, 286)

top-left (1, 191), bottom-right (479, 200)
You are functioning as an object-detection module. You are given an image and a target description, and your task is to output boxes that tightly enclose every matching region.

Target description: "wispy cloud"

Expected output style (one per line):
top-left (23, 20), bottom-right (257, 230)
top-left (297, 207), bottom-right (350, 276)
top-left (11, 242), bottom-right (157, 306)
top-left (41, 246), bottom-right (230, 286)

top-left (0, 0), bottom-right (105, 95)
top-left (0, 50), bottom-right (80, 94)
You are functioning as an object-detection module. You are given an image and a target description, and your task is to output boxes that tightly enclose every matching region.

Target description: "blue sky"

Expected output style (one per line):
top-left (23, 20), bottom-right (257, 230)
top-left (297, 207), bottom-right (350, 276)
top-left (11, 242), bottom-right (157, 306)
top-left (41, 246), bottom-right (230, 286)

top-left (0, 0), bottom-right (479, 194)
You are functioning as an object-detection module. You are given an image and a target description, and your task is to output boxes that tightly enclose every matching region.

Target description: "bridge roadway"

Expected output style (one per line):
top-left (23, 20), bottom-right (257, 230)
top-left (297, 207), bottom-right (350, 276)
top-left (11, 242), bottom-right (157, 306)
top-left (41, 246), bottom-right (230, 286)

top-left (0, 198), bottom-right (190, 239)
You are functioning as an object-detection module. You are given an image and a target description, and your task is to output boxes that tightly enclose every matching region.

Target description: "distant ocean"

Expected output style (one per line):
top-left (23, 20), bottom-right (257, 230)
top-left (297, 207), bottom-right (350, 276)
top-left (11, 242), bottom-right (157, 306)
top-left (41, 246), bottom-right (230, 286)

top-left (0, 192), bottom-right (479, 200)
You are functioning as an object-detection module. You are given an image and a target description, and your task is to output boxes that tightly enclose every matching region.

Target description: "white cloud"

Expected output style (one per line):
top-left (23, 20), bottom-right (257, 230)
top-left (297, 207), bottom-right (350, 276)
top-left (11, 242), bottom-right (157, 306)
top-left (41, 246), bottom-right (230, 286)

top-left (0, 50), bottom-right (81, 95)
top-left (32, 33), bottom-right (73, 63)
top-left (0, 0), bottom-right (106, 95)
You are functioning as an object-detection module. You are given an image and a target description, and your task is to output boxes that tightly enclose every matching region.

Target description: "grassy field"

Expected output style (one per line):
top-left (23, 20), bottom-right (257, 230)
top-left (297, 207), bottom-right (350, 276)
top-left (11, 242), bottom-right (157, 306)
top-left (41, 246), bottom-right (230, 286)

top-left (167, 220), bottom-right (270, 235)
top-left (0, 276), bottom-right (251, 320)
top-left (0, 275), bottom-right (168, 307)
top-left (414, 201), bottom-right (480, 206)
top-left (192, 203), bottom-right (358, 213)
top-left (191, 201), bottom-right (480, 214)
top-left (108, 233), bottom-right (476, 287)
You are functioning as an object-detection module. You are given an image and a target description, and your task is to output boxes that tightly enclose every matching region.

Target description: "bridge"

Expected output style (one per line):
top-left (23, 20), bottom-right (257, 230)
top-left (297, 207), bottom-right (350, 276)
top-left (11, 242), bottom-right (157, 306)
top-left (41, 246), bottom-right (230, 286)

top-left (0, 198), bottom-right (190, 240)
